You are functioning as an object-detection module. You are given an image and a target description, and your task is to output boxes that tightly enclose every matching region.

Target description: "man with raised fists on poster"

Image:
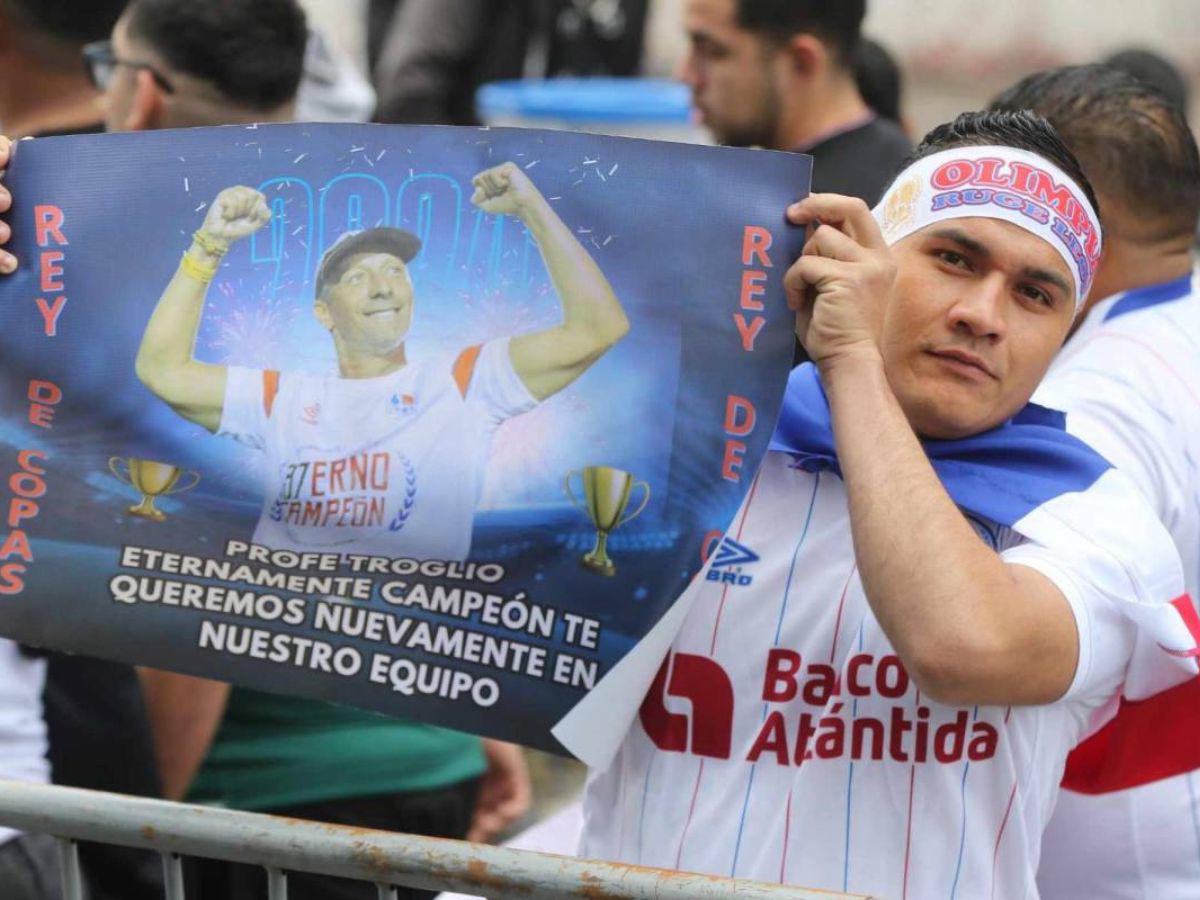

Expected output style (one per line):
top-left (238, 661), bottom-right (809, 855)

top-left (136, 162), bottom-right (630, 558)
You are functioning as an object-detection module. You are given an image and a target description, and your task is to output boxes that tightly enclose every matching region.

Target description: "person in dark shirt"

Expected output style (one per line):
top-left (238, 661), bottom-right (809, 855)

top-left (679, 0), bottom-right (909, 364)
top-left (374, 0), bottom-right (650, 126)
top-left (679, 0), bottom-right (910, 205)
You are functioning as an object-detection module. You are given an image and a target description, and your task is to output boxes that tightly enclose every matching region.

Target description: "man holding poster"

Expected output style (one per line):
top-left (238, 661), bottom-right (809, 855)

top-left (135, 161), bottom-right (630, 558)
top-left (582, 111), bottom-right (1200, 898)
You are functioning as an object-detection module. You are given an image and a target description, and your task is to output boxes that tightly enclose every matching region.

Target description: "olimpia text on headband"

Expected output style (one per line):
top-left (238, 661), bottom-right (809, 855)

top-left (872, 146), bottom-right (1102, 310)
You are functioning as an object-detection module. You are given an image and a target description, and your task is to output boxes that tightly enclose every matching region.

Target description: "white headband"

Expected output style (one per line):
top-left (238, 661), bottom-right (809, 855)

top-left (873, 146), bottom-right (1102, 308)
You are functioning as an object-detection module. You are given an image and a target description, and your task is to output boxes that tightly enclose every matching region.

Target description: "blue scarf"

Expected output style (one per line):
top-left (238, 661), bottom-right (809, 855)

top-left (768, 364), bottom-right (1111, 528)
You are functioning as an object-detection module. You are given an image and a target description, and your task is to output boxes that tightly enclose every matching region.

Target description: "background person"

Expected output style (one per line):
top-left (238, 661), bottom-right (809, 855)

top-left (992, 63), bottom-right (1200, 900)
top-left (92, 0), bottom-right (305, 130)
top-left (679, 0), bottom-right (909, 204)
top-left (1103, 47), bottom-right (1190, 118)
top-left (373, 0), bottom-right (651, 125)
top-left (679, 0), bottom-right (909, 369)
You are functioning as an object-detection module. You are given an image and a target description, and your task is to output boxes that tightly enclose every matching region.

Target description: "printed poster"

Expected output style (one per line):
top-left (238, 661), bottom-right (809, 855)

top-left (0, 124), bottom-right (808, 763)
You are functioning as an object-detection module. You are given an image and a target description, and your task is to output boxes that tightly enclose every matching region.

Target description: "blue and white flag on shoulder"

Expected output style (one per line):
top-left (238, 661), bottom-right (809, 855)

top-left (771, 363), bottom-right (1200, 792)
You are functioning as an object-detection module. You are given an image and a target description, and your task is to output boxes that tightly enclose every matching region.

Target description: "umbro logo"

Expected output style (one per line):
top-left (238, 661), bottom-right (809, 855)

top-left (301, 403), bottom-right (320, 426)
top-left (711, 537), bottom-right (759, 568)
top-left (705, 536), bottom-right (758, 586)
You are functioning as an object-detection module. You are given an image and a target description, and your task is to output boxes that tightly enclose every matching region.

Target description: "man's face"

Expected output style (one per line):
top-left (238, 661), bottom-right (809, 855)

top-left (316, 252), bottom-right (415, 355)
top-left (879, 218), bottom-right (1077, 440)
top-left (679, 0), bottom-right (783, 148)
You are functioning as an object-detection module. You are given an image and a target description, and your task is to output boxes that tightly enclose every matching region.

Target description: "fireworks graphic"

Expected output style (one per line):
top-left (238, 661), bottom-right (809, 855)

top-left (204, 277), bottom-right (302, 369)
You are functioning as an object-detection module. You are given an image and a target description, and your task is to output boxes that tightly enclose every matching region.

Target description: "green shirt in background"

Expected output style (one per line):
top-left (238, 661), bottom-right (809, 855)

top-left (188, 688), bottom-right (486, 811)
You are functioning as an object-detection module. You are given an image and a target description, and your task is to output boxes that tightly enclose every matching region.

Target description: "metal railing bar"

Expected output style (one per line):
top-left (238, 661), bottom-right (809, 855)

top-left (162, 851), bottom-right (185, 899)
top-left (56, 837), bottom-right (84, 900)
top-left (376, 884), bottom-right (398, 900)
top-left (267, 866), bottom-right (288, 899)
top-left (0, 781), bottom-right (873, 900)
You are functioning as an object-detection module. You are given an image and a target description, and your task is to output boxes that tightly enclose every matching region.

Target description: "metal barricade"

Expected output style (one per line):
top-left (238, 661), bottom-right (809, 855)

top-left (0, 780), bottom-right (874, 899)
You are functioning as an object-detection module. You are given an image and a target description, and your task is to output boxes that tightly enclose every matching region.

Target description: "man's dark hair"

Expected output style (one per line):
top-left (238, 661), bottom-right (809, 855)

top-left (0, 0), bottom-right (125, 51)
top-left (900, 110), bottom-right (1101, 228)
top-left (125, 0), bottom-right (308, 110)
top-left (736, 0), bottom-right (865, 65)
top-left (855, 37), bottom-right (902, 124)
top-left (1105, 49), bottom-right (1189, 116)
top-left (991, 65), bottom-right (1200, 241)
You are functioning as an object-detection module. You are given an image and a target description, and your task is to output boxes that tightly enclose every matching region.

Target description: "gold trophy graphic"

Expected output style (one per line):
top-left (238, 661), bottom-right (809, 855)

top-left (109, 457), bottom-right (201, 522)
top-left (565, 465), bottom-right (650, 576)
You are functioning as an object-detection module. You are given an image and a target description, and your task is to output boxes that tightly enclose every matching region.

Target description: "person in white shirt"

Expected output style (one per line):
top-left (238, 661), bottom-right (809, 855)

top-left (136, 161), bottom-right (629, 558)
top-left (581, 110), bottom-right (1200, 898)
top-left (992, 64), bottom-right (1200, 900)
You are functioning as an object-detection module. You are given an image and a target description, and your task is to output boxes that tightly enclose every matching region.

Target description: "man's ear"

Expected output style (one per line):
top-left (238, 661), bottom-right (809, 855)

top-left (125, 68), bottom-right (166, 130)
top-left (314, 298), bottom-right (334, 331)
top-left (784, 33), bottom-right (827, 79)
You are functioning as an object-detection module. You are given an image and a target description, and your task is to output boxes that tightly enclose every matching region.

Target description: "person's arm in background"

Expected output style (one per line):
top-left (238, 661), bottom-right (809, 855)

top-left (469, 740), bottom-right (533, 843)
top-left (372, 0), bottom-right (488, 124)
top-left (137, 670), bottom-right (230, 800)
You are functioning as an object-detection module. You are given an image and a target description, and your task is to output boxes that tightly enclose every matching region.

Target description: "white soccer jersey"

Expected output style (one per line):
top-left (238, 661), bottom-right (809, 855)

top-left (1035, 271), bottom-right (1200, 900)
top-left (582, 449), bottom-right (1188, 899)
top-left (0, 638), bottom-right (48, 846)
top-left (218, 338), bottom-right (536, 559)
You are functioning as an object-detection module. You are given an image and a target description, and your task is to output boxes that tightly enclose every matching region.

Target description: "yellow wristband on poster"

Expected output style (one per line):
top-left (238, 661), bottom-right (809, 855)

top-left (179, 251), bottom-right (219, 284)
top-left (191, 229), bottom-right (230, 258)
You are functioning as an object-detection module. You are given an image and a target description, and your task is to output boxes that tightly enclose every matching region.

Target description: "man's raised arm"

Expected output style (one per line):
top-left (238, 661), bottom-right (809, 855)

top-left (135, 187), bottom-right (271, 433)
top-left (470, 163), bottom-right (630, 401)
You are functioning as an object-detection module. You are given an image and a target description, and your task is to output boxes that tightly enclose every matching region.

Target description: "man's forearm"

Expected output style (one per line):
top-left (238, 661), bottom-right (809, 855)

top-left (135, 239), bottom-right (219, 382)
top-left (134, 240), bottom-right (229, 431)
top-left (138, 669), bottom-right (230, 801)
top-left (824, 352), bottom-right (1075, 704)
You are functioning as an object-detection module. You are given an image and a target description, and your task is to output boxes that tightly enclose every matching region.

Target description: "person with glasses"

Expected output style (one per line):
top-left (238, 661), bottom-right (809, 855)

top-left (88, 0), bottom-right (305, 132)
top-left (83, 39), bottom-right (175, 97)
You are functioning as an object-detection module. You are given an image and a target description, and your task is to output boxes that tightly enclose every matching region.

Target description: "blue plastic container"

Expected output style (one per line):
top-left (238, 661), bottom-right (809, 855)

top-left (476, 77), bottom-right (706, 143)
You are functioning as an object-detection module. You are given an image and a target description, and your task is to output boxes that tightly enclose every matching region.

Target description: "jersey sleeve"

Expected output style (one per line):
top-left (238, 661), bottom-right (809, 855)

top-left (452, 338), bottom-right (538, 423)
top-left (216, 366), bottom-right (279, 451)
top-left (998, 467), bottom-right (1196, 712)
top-left (1000, 541), bottom-right (1135, 708)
